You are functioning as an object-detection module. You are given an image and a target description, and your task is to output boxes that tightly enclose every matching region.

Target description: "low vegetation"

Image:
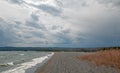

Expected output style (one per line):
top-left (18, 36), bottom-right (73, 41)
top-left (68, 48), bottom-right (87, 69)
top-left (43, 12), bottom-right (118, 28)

top-left (78, 49), bottom-right (120, 69)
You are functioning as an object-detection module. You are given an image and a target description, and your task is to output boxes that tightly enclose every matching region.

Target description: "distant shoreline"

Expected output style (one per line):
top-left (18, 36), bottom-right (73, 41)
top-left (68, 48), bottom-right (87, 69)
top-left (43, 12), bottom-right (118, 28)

top-left (0, 47), bottom-right (119, 52)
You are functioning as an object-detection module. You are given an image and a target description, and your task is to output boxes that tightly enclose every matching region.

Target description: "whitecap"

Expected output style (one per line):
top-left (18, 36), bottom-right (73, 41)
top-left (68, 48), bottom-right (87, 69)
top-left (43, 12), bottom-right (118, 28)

top-left (0, 62), bottom-right (14, 67)
top-left (1, 52), bottom-right (54, 73)
top-left (19, 54), bottom-right (24, 56)
top-left (7, 62), bottom-right (14, 66)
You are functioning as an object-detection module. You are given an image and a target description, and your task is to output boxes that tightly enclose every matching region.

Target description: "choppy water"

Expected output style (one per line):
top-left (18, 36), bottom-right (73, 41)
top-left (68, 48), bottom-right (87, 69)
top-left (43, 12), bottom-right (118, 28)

top-left (0, 51), bottom-right (54, 73)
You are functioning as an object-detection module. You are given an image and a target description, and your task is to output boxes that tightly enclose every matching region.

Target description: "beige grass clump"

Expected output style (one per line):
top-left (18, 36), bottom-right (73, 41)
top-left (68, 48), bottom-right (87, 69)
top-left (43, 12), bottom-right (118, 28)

top-left (79, 49), bottom-right (120, 69)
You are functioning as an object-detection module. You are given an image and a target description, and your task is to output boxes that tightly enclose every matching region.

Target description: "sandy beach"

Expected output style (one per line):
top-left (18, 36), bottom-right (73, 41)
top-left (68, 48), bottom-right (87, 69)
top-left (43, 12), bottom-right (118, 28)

top-left (35, 52), bottom-right (120, 73)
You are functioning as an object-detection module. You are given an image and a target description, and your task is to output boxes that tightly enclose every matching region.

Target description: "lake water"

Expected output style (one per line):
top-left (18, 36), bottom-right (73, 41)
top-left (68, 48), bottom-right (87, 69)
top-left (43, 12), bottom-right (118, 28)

top-left (0, 51), bottom-right (54, 73)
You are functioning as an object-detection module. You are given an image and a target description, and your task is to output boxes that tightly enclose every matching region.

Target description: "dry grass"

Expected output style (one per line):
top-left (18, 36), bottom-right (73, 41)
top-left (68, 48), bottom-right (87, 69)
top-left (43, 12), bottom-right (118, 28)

top-left (78, 49), bottom-right (120, 69)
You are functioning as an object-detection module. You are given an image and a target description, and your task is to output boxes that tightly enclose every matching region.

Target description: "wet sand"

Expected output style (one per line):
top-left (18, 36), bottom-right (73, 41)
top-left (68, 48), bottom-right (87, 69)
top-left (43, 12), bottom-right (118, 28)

top-left (35, 52), bottom-right (120, 73)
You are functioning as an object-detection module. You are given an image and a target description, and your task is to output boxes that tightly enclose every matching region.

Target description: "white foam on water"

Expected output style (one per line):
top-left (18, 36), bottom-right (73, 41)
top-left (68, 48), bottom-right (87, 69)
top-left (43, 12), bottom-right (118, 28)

top-left (7, 62), bottom-right (14, 66)
top-left (19, 54), bottom-right (24, 56)
top-left (1, 52), bottom-right (54, 73)
top-left (0, 62), bottom-right (14, 66)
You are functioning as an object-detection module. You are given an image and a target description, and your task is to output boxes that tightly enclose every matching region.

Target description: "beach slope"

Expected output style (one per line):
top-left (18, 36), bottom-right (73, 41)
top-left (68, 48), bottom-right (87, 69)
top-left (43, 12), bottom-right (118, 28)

top-left (35, 52), bottom-right (119, 73)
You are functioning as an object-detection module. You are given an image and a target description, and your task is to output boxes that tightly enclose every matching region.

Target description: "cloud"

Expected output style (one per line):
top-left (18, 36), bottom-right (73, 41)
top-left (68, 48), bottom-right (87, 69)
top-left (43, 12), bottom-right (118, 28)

top-left (6, 0), bottom-right (24, 5)
top-left (32, 4), bottom-right (62, 16)
top-left (51, 29), bottom-right (72, 44)
top-left (25, 13), bottom-right (46, 30)
top-left (31, 13), bottom-right (39, 21)
top-left (6, 0), bottom-right (62, 16)
top-left (25, 20), bottom-right (46, 30)
top-left (6, 0), bottom-right (63, 16)
top-left (97, 0), bottom-right (120, 7)
top-left (0, 17), bottom-right (20, 45)
top-left (0, 0), bottom-right (120, 47)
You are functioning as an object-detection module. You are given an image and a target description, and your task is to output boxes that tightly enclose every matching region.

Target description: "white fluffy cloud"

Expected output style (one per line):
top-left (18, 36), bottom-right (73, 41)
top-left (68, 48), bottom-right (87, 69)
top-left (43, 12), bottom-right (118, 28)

top-left (0, 0), bottom-right (119, 47)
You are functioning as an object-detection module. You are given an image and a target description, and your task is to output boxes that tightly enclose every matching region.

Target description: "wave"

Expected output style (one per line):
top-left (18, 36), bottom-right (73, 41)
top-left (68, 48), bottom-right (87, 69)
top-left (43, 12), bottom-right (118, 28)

top-left (0, 62), bottom-right (14, 67)
top-left (19, 54), bottom-right (24, 56)
top-left (1, 52), bottom-right (54, 73)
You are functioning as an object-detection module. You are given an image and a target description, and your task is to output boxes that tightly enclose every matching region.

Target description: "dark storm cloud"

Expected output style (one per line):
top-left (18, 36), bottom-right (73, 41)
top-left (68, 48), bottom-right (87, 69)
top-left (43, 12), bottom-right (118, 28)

top-left (32, 32), bottom-right (45, 38)
top-left (51, 25), bottom-right (58, 30)
top-left (26, 13), bottom-right (46, 30)
top-left (15, 21), bottom-right (22, 25)
top-left (6, 0), bottom-right (62, 16)
top-left (25, 20), bottom-right (46, 30)
top-left (31, 13), bottom-right (39, 21)
top-left (97, 0), bottom-right (120, 7)
top-left (6, 0), bottom-right (24, 4)
top-left (0, 29), bottom-right (5, 42)
top-left (32, 4), bottom-right (62, 16)
top-left (54, 32), bottom-right (72, 44)
top-left (0, 0), bottom-right (120, 47)
top-left (0, 17), bottom-right (19, 45)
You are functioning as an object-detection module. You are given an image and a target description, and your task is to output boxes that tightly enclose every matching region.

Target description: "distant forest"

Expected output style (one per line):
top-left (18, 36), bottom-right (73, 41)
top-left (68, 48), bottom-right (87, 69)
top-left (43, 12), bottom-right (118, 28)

top-left (0, 47), bottom-right (119, 52)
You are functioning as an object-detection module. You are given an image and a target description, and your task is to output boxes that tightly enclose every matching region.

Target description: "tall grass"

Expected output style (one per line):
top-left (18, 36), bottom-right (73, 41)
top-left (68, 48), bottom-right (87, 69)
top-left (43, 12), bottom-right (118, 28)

top-left (78, 49), bottom-right (120, 69)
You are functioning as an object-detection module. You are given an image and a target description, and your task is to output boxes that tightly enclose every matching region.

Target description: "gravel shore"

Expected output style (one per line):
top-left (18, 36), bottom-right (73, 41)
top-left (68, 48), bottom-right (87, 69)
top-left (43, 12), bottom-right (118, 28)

top-left (35, 52), bottom-right (120, 73)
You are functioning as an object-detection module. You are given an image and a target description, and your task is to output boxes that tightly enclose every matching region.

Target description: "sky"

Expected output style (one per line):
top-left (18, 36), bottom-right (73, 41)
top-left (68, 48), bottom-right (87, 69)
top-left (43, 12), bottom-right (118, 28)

top-left (0, 0), bottom-right (120, 47)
